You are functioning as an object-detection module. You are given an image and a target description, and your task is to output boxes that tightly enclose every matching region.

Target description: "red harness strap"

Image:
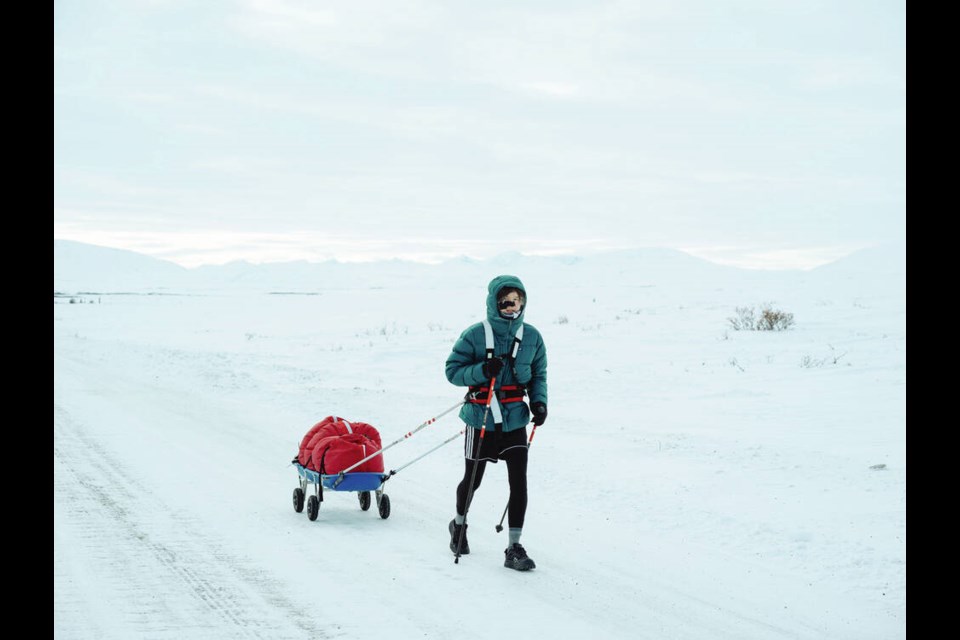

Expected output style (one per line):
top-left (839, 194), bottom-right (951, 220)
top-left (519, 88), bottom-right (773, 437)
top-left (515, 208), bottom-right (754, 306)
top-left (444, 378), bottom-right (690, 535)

top-left (467, 385), bottom-right (526, 404)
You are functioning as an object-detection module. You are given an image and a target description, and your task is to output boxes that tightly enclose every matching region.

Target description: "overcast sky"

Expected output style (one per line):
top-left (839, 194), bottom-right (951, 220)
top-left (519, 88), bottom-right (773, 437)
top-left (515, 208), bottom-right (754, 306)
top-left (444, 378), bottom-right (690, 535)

top-left (54, 0), bottom-right (905, 269)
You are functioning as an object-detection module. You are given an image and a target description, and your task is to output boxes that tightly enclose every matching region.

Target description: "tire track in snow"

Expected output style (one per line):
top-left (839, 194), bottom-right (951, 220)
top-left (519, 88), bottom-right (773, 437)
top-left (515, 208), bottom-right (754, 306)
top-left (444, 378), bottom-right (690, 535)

top-left (54, 404), bottom-right (334, 640)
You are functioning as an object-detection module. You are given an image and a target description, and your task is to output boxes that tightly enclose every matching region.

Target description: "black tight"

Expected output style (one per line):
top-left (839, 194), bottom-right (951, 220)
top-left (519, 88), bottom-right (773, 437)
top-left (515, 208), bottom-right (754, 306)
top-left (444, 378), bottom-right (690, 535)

top-left (455, 447), bottom-right (528, 528)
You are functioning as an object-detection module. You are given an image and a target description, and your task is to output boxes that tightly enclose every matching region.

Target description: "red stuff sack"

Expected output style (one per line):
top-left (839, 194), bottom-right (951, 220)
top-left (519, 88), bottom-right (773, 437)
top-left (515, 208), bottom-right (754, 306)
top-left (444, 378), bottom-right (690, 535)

top-left (298, 416), bottom-right (384, 474)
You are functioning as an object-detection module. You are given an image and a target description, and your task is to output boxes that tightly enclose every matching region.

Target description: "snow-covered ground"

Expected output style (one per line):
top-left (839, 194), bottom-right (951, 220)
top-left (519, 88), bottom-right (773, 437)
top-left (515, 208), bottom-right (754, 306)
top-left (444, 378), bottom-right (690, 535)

top-left (54, 243), bottom-right (905, 639)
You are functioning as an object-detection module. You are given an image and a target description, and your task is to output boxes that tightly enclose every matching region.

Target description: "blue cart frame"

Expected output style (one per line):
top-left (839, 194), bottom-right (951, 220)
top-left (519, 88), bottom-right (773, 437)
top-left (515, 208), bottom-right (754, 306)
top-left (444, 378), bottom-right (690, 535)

top-left (292, 462), bottom-right (391, 520)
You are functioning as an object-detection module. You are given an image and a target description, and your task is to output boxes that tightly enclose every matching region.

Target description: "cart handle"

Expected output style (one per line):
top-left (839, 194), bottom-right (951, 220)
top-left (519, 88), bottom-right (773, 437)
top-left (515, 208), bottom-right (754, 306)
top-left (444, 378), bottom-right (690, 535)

top-left (332, 400), bottom-right (465, 484)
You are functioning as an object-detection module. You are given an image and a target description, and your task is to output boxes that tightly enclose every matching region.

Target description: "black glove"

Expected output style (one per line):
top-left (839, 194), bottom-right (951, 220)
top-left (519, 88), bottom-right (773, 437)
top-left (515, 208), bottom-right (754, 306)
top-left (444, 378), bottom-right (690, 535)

top-left (530, 402), bottom-right (547, 426)
top-left (481, 357), bottom-right (504, 379)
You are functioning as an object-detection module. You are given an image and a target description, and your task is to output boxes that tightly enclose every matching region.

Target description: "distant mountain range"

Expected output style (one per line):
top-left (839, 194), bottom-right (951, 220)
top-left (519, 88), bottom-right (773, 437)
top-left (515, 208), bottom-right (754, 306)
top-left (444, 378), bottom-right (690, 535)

top-left (53, 239), bottom-right (904, 294)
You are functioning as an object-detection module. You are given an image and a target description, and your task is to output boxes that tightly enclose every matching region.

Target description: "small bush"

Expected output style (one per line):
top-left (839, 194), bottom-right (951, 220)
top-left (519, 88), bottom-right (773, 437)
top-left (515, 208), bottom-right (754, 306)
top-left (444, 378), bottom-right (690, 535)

top-left (728, 307), bottom-right (755, 330)
top-left (728, 304), bottom-right (794, 331)
top-left (757, 307), bottom-right (794, 331)
top-left (556, 315), bottom-right (569, 325)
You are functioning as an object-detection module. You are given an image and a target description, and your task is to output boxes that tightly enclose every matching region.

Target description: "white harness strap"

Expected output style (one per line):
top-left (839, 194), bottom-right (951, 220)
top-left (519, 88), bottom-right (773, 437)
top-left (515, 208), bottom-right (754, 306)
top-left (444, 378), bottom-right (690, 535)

top-left (481, 319), bottom-right (524, 356)
top-left (480, 319), bottom-right (524, 428)
top-left (511, 323), bottom-right (524, 359)
top-left (489, 393), bottom-right (504, 426)
top-left (482, 320), bottom-right (495, 361)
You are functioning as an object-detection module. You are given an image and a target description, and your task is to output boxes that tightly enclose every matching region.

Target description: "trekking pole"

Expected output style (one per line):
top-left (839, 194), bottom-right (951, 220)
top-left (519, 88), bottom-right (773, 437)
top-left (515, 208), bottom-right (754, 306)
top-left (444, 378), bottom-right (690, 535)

top-left (455, 374), bottom-right (498, 564)
top-left (332, 400), bottom-right (465, 487)
top-left (495, 423), bottom-right (538, 533)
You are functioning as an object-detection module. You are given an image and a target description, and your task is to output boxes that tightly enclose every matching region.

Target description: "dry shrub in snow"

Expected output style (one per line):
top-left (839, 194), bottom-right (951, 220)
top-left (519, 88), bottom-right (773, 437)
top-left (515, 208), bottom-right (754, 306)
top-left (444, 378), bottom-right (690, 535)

top-left (728, 306), bottom-right (755, 330)
top-left (800, 345), bottom-right (846, 368)
top-left (728, 305), bottom-right (794, 331)
top-left (757, 307), bottom-right (794, 331)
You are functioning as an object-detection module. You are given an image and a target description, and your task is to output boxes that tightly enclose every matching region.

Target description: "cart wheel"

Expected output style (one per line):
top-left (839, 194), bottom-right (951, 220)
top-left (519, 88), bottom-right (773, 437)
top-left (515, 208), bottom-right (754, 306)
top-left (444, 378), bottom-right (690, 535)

top-left (359, 491), bottom-right (371, 511)
top-left (307, 495), bottom-right (320, 521)
top-left (293, 488), bottom-right (305, 513)
top-left (378, 494), bottom-right (391, 519)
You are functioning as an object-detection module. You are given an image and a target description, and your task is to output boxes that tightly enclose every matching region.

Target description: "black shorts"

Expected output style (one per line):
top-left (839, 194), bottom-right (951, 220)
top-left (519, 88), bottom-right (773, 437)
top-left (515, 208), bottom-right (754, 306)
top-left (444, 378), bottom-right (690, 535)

top-left (464, 426), bottom-right (528, 462)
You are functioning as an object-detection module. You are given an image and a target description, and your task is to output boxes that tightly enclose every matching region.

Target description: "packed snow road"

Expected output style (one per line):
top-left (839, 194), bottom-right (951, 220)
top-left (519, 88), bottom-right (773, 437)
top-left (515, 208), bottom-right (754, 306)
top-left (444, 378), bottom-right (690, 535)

top-left (54, 288), bottom-right (905, 639)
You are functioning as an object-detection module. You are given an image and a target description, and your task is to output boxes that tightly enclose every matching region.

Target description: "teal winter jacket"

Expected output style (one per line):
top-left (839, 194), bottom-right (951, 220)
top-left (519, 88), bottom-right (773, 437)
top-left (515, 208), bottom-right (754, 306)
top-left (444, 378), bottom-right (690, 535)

top-left (445, 275), bottom-right (548, 432)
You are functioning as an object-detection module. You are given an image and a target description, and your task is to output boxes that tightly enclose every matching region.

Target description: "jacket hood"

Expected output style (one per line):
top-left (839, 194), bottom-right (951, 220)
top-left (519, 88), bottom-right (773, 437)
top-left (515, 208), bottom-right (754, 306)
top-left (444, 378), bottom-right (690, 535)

top-left (486, 274), bottom-right (527, 326)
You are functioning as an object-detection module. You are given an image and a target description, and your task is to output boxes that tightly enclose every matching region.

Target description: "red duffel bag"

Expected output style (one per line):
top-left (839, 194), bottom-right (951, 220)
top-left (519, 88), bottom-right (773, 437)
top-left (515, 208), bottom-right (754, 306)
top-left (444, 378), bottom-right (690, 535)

top-left (298, 416), bottom-right (384, 474)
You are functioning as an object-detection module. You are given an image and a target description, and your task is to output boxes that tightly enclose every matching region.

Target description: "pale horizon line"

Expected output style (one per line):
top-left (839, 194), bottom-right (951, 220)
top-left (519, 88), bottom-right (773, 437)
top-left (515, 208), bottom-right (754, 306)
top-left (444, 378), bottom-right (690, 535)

top-left (53, 235), bottom-right (893, 272)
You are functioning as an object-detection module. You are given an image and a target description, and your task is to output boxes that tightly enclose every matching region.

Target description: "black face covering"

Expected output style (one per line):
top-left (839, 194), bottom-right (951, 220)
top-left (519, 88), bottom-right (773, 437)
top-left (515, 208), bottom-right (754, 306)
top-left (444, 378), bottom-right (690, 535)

top-left (495, 285), bottom-right (525, 320)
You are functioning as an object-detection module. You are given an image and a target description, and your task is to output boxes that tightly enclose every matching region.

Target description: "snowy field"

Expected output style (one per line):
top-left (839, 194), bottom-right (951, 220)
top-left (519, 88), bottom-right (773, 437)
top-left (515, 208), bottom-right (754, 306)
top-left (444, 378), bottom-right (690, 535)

top-left (54, 243), bottom-right (906, 639)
